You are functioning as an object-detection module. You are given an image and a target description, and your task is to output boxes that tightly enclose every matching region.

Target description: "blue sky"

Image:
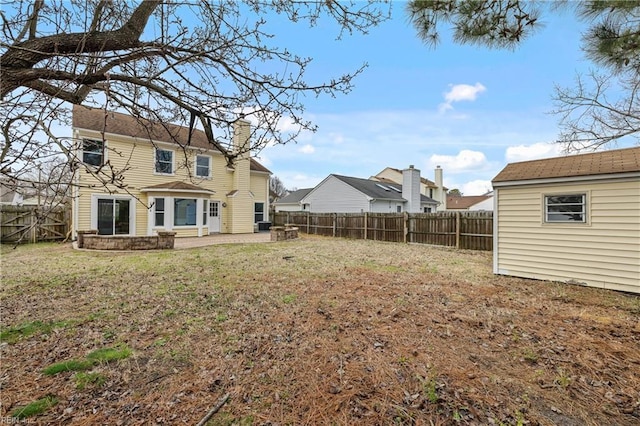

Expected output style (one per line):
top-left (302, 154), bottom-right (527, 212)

top-left (256, 3), bottom-right (632, 194)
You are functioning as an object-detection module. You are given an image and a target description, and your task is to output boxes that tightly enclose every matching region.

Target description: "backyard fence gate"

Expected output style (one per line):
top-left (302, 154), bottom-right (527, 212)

top-left (0, 205), bottom-right (70, 244)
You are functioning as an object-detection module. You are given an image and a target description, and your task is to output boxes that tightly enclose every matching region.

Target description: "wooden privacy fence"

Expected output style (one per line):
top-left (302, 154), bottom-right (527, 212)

top-left (0, 205), bottom-right (70, 243)
top-left (273, 211), bottom-right (493, 251)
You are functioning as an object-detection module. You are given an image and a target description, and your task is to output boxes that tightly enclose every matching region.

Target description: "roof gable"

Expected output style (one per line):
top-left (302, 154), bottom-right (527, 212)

top-left (493, 146), bottom-right (640, 183)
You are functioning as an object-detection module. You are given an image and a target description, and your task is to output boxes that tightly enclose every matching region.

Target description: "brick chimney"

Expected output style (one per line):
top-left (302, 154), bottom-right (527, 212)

top-left (402, 165), bottom-right (421, 213)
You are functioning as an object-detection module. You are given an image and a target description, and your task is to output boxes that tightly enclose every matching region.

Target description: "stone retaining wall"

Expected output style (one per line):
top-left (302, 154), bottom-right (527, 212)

top-left (79, 231), bottom-right (176, 250)
top-left (270, 226), bottom-right (298, 242)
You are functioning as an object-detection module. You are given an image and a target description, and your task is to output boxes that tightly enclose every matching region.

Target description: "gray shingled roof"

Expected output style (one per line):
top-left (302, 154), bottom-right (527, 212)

top-left (273, 188), bottom-right (313, 204)
top-left (333, 175), bottom-right (437, 204)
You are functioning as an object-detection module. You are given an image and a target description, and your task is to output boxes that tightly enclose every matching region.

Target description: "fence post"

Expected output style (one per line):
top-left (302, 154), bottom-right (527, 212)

top-left (306, 212), bottom-right (310, 234)
top-left (364, 212), bottom-right (368, 240)
top-left (332, 213), bottom-right (337, 237)
top-left (31, 209), bottom-right (37, 243)
top-left (455, 211), bottom-right (460, 249)
top-left (404, 212), bottom-right (408, 244)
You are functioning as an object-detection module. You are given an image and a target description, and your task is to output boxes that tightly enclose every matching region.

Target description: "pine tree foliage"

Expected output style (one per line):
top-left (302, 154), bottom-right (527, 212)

top-left (407, 0), bottom-right (640, 151)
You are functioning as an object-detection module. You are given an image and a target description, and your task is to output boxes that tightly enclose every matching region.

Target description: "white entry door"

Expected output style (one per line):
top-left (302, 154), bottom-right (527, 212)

top-left (209, 201), bottom-right (221, 233)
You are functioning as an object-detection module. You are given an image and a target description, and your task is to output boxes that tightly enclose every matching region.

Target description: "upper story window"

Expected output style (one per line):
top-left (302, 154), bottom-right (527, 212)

top-left (82, 138), bottom-right (104, 166)
top-left (196, 155), bottom-right (211, 178)
top-left (545, 194), bottom-right (586, 223)
top-left (155, 148), bottom-right (174, 174)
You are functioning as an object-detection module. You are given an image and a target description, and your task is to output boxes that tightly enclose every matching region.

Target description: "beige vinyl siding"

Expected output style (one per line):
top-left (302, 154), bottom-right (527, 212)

top-left (76, 130), bottom-right (231, 237)
top-left (496, 178), bottom-right (640, 293)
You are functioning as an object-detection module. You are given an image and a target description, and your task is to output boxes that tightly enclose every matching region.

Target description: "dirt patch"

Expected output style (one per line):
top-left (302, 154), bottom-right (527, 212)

top-left (1, 236), bottom-right (639, 425)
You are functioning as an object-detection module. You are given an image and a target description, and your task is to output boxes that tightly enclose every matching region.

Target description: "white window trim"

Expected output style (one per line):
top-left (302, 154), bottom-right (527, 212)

top-left (81, 138), bottom-right (107, 167)
top-left (147, 196), bottom-right (212, 236)
top-left (195, 154), bottom-right (212, 179)
top-left (150, 197), bottom-right (166, 230)
top-left (541, 191), bottom-right (590, 226)
top-left (90, 194), bottom-right (136, 236)
top-left (154, 147), bottom-right (175, 175)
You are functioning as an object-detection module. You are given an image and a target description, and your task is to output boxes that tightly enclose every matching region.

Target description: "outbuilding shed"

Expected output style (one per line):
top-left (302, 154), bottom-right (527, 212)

top-left (492, 146), bottom-right (640, 294)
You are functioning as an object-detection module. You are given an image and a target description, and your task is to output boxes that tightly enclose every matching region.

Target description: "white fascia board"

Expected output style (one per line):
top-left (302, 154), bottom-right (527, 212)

top-left (492, 172), bottom-right (640, 188)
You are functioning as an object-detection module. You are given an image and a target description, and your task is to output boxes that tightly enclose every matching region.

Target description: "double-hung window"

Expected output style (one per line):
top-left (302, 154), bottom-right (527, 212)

top-left (202, 200), bottom-right (208, 226)
top-left (83, 139), bottom-right (104, 166)
top-left (254, 202), bottom-right (264, 223)
top-left (154, 198), bottom-right (165, 227)
top-left (196, 155), bottom-right (211, 178)
top-left (545, 194), bottom-right (586, 223)
top-left (155, 148), bottom-right (173, 174)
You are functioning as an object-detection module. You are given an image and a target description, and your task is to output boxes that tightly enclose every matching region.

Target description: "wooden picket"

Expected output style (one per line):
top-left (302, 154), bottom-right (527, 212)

top-left (1, 206), bottom-right (70, 243)
top-left (273, 211), bottom-right (493, 251)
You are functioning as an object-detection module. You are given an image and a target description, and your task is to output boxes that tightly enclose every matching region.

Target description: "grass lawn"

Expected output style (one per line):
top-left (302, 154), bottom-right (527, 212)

top-left (1, 235), bottom-right (639, 425)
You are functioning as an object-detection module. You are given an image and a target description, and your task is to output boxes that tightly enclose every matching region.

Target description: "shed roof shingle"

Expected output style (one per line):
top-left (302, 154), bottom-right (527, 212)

top-left (492, 146), bottom-right (640, 183)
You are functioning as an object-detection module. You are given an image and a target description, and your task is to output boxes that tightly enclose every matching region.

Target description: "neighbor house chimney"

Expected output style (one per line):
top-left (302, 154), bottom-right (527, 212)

top-left (435, 166), bottom-right (445, 211)
top-left (402, 165), bottom-right (421, 213)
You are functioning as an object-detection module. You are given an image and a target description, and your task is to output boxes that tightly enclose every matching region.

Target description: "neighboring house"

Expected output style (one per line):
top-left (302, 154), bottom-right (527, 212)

top-left (371, 166), bottom-right (447, 211)
top-left (0, 178), bottom-right (68, 207)
top-left (72, 105), bottom-right (271, 238)
top-left (302, 166), bottom-right (437, 213)
top-left (446, 192), bottom-right (493, 211)
top-left (273, 188), bottom-right (313, 212)
top-left (492, 146), bottom-right (640, 294)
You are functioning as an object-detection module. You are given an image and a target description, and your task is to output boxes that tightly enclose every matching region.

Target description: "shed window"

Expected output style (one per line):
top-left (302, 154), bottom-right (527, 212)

top-left (545, 194), bottom-right (586, 223)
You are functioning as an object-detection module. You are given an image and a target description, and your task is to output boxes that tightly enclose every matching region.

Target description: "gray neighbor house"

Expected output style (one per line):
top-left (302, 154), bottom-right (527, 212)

top-left (275, 166), bottom-right (438, 213)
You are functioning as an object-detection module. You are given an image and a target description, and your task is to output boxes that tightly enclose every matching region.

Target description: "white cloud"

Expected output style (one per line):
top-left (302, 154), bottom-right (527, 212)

top-left (298, 144), bottom-right (315, 154)
top-left (428, 150), bottom-right (489, 174)
top-left (505, 142), bottom-right (564, 163)
top-left (439, 83), bottom-right (487, 112)
top-left (460, 180), bottom-right (493, 196)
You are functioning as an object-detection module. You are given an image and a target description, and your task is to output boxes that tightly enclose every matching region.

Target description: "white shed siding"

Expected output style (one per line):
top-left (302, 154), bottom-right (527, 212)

top-left (275, 204), bottom-right (304, 212)
top-left (305, 176), bottom-right (370, 213)
top-left (469, 197), bottom-right (494, 211)
top-left (370, 200), bottom-right (403, 213)
top-left (495, 178), bottom-right (640, 293)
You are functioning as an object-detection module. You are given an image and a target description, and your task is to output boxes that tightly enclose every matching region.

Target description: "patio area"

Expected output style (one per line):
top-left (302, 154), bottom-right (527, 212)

top-left (172, 232), bottom-right (272, 249)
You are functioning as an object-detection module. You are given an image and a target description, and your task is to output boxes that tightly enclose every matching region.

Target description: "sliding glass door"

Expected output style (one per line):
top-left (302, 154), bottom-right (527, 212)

top-left (97, 198), bottom-right (130, 235)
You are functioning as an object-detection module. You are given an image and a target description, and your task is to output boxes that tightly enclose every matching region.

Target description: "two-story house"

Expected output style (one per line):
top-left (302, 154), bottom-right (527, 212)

top-left (71, 105), bottom-right (271, 239)
top-left (371, 166), bottom-right (447, 211)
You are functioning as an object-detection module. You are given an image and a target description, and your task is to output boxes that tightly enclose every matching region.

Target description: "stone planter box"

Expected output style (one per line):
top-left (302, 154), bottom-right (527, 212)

top-left (76, 230), bottom-right (98, 248)
top-left (270, 225), bottom-right (298, 242)
top-left (80, 231), bottom-right (176, 250)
